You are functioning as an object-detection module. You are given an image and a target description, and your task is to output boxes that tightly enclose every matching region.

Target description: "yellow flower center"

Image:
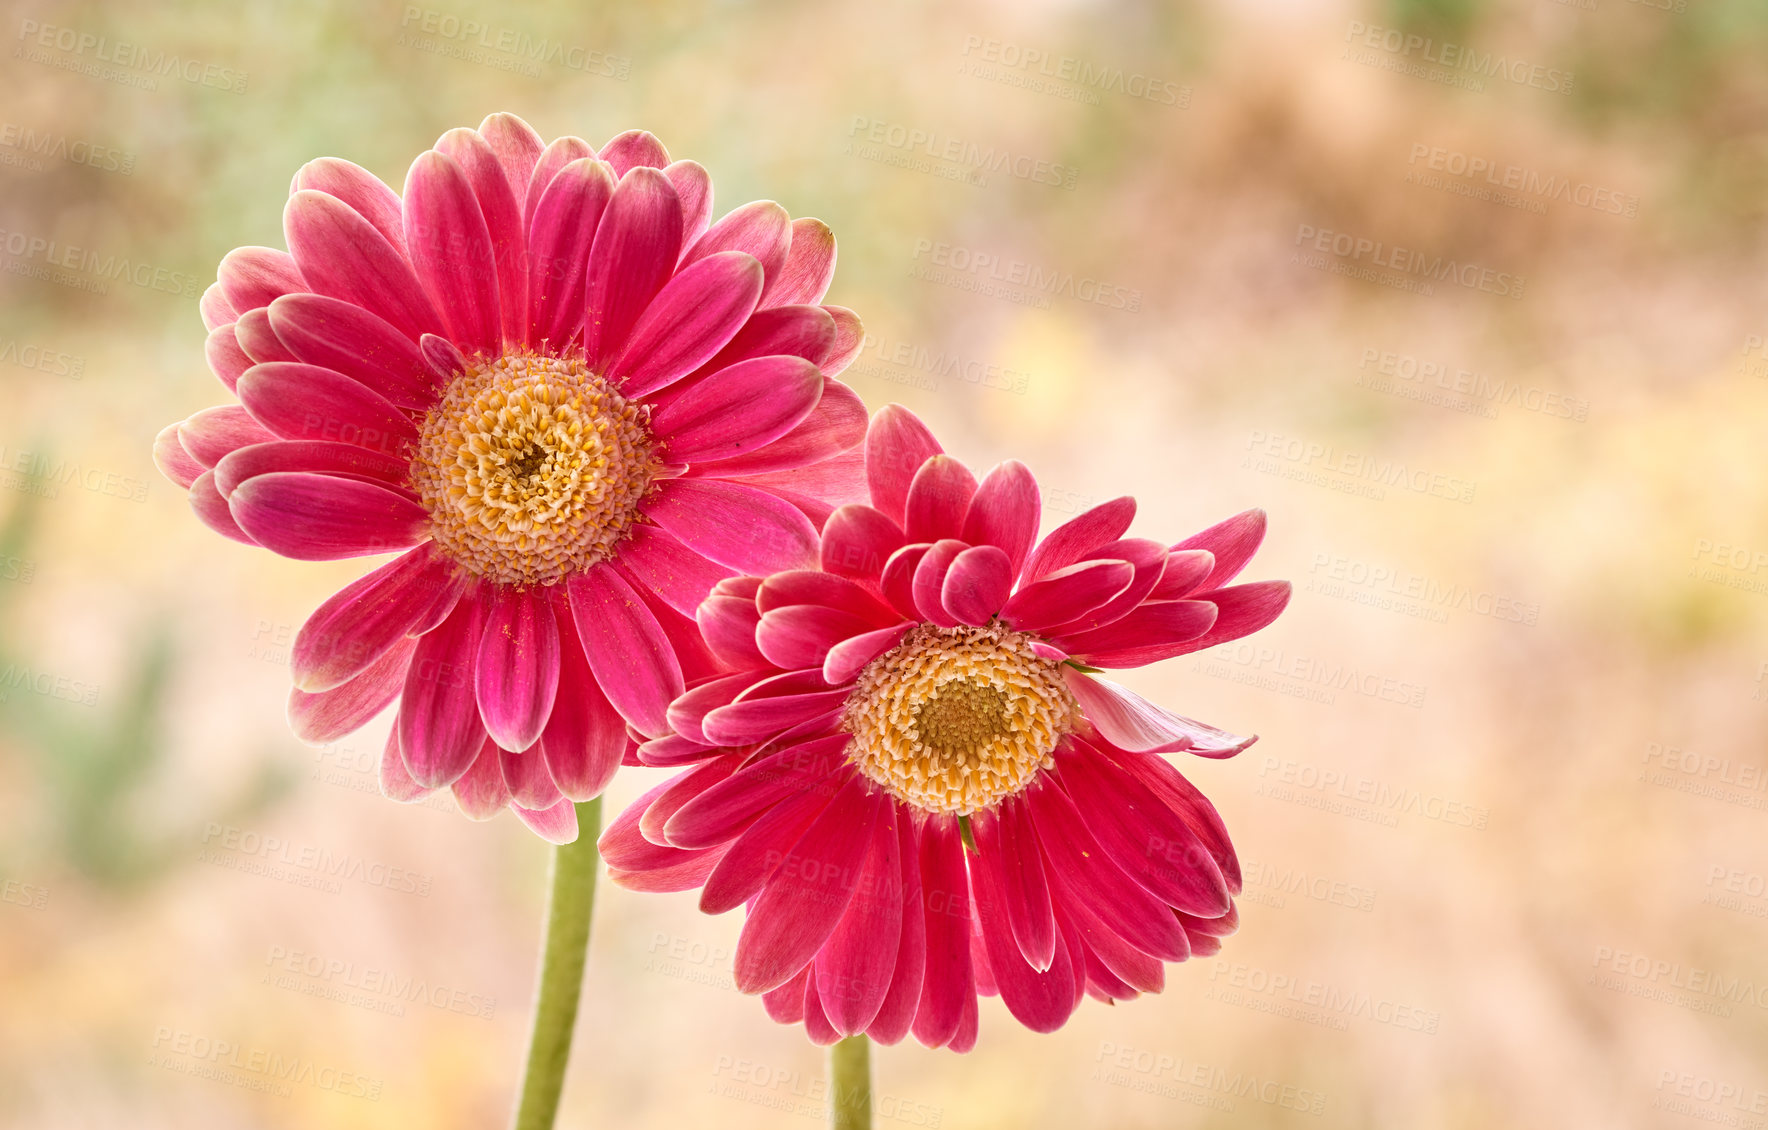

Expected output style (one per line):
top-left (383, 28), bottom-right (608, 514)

top-left (842, 623), bottom-right (1078, 815)
top-left (409, 352), bottom-right (659, 587)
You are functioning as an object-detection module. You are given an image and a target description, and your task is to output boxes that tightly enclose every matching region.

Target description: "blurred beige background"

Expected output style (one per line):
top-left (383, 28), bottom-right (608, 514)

top-left (4, 0), bottom-right (1767, 1126)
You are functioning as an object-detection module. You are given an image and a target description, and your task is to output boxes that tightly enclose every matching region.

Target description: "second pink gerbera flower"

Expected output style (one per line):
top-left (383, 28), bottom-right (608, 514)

top-left (603, 406), bottom-right (1291, 1048)
top-left (151, 114), bottom-right (867, 841)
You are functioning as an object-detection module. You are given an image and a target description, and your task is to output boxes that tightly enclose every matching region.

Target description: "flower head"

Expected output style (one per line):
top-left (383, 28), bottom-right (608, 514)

top-left (601, 406), bottom-right (1291, 1048)
top-left (151, 114), bottom-right (867, 841)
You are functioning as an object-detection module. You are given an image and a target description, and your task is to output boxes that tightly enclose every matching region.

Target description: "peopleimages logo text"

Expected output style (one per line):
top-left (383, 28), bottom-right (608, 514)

top-left (910, 239), bottom-right (1141, 311)
top-left (1295, 225), bottom-right (1524, 299)
top-left (1344, 22), bottom-right (1573, 94)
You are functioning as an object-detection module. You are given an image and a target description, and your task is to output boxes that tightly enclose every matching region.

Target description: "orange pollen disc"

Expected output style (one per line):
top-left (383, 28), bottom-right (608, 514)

top-left (841, 622), bottom-right (1079, 815)
top-left (408, 352), bottom-right (659, 587)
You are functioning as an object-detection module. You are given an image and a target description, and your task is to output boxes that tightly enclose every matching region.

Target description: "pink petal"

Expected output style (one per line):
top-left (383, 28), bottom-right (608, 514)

top-left (686, 379), bottom-right (867, 478)
top-left (666, 670), bottom-right (771, 744)
top-left (582, 166), bottom-right (682, 368)
top-left (599, 129), bottom-right (669, 175)
top-left (813, 812), bottom-right (904, 1035)
top-left (204, 325), bottom-right (251, 391)
top-left (1173, 509), bottom-right (1268, 593)
top-left (288, 636), bottom-right (416, 743)
top-left (643, 479), bottom-right (818, 575)
top-left (522, 136), bottom-right (595, 233)
top-left (1055, 747), bottom-right (1229, 917)
top-left (764, 968), bottom-right (810, 1026)
top-left (864, 405), bottom-right (942, 526)
top-left (971, 822), bottom-right (1079, 1032)
top-left (235, 362), bottom-right (417, 455)
top-left (911, 814), bottom-right (974, 1049)
top-left (664, 734), bottom-right (850, 849)
top-left (292, 544), bottom-right (464, 691)
top-left (663, 160), bottom-right (713, 250)
top-left (1111, 749), bottom-right (1241, 895)
top-left (567, 564), bottom-right (684, 739)
top-left (699, 776), bottom-right (840, 914)
top-left (696, 593), bottom-right (767, 671)
top-left (178, 405), bottom-right (278, 468)
top-left (603, 799), bottom-right (731, 885)
top-left (1053, 600), bottom-right (1219, 667)
top-left (636, 732), bottom-right (719, 768)
top-left (525, 157), bottom-right (614, 349)
top-left (701, 687), bottom-right (848, 747)
top-left (476, 112), bottom-right (545, 207)
top-left (756, 605), bottom-right (877, 670)
top-left (285, 189), bottom-right (444, 342)
top-left (514, 798), bottom-right (580, 844)
top-left (501, 744), bottom-right (564, 811)
top-left (476, 585), bottom-right (561, 753)
top-left (540, 602), bottom-right (630, 801)
top-left (232, 307), bottom-right (297, 364)
top-left (962, 461), bottom-right (1039, 582)
top-left (725, 469), bottom-right (853, 529)
top-left (823, 623), bottom-right (912, 684)
top-left (734, 776), bottom-right (881, 993)
top-left (435, 127), bottom-right (528, 344)
top-left (1048, 538), bottom-right (1169, 633)
top-left (616, 524), bottom-right (734, 619)
top-left (421, 333), bottom-right (468, 383)
top-left (268, 294), bottom-right (438, 409)
top-left (152, 423), bottom-right (204, 489)
top-left (879, 543), bottom-right (930, 620)
top-left (602, 776), bottom-right (695, 869)
top-left (452, 738), bottom-right (512, 819)
top-left (229, 472), bottom-right (429, 560)
top-left (803, 973), bottom-right (841, 1046)
top-left (1145, 549), bottom-right (1215, 601)
top-left (639, 753), bottom-right (744, 846)
top-left (911, 539), bottom-right (969, 627)
top-left (217, 246), bottom-right (305, 313)
top-left (820, 503), bottom-right (906, 583)
top-left (971, 801), bottom-right (1055, 970)
top-left (403, 149), bottom-right (501, 357)
top-left (291, 158), bottom-right (407, 252)
top-left (399, 595), bottom-right (488, 788)
top-left (201, 282), bottom-right (236, 331)
top-left (940, 545), bottom-right (1013, 626)
top-left (213, 440), bottom-right (412, 498)
top-left (864, 813), bottom-right (928, 1045)
top-left (1020, 496), bottom-right (1137, 584)
top-left (683, 200), bottom-right (791, 284)
top-left (819, 306), bottom-right (864, 376)
top-left (609, 251), bottom-right (766, 397)
top-left (757, 569), bottom-right (898, 623)
top-left (1063, 893), bottom-right (1169, 994)
top-left (999, 560), bottom-right (1134, 634)
top-left (1160, 580), bottom-right (1292, 655)
top-left (761, 218), bottom-right (836, 309)
top-left (188, 470), bottom-right (257, 545)
top-left (1065, 670), bottom-right (1255, 758)
top-left (379, 725), bottom-right (433, 803)
top-left (677, 303), bottom-right (836, 387)
top-left (654, 355), bottom-right (823, 463)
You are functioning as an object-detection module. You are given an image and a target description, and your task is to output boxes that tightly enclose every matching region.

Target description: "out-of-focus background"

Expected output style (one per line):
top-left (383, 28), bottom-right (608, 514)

top-left (3, 0), bottom-right (1766, 1126)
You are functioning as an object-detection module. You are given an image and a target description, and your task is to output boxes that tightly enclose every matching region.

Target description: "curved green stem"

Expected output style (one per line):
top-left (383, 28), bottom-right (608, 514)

top-left (829, 1034), bottom-right (872, 1130)
top-left (512, 798), bottom-right (602, 1130)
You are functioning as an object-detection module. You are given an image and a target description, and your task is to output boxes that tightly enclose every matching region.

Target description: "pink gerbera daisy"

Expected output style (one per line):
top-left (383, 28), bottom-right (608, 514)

top-left (151, 114), bottom-right (868, 842)
top-left (600, 406), bottom-right (1292, 1049)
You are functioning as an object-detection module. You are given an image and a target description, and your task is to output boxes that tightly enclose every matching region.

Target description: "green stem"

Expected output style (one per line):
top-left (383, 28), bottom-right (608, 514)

top-left (829, 1034), bottom-right (872, 1130)
top-left (512, 798), bottom-right (602, 1130)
